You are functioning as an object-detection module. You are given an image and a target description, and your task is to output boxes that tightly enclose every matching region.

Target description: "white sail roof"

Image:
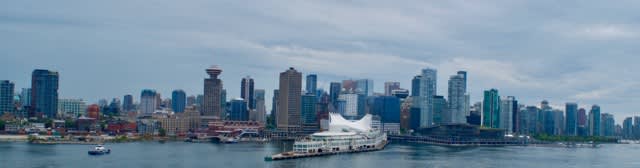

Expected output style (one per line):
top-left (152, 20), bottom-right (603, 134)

top-left (326, 113), bottom-right (372, 133)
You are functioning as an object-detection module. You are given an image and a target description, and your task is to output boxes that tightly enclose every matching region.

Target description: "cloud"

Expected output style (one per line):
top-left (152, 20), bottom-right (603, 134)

top-left (576, 24), bottom-right (637, 39)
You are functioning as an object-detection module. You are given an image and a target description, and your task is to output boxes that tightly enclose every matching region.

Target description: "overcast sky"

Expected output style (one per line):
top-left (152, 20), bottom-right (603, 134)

top-left (2, 0), bottom-right (639, 123)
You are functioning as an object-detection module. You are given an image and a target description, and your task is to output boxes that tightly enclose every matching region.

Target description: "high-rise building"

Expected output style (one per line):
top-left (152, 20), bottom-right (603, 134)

top-left (355, 79), bottom-right (374, 96)
top-left (301, 94), bottom-right (317, 125)
top-left (384, 82), bottom-right (401, 96)
top-left (227, 98), bottom-right (248, 121)
top-left (371, 96), bottom-right (400, 123)
top-left (106, 98), bottom-right (121, 115)
top-left (172, 90), bottom-right (186, 113)
top-left (482, 89), bottom-right (500, 128)
top-left (186, 95), bottom-right (196, 106)
top-left (254, 89), bottom-right (266, 123)
top-left (306, 74), bottom-right (317, 95)
top-left (339, 93), bottom-right (359, 118)
top-left (241, 76), bottom-right (255, 109)
top-left (329, 82), bottom-right (341, 105)
top-left (418, 68), bottom-right (437, 127)
top-left (20, 88), bottom-right (31, 108)
top-left (277, 67), bottom-right (302, 131)
top-left (123, 94), bottom-right (134, 112)
top-left (342, 79), bottom-right (357, 93)
top-left (140, 89), bottom-right (157, 115)
top-left (30, 69), bottom-right (59, 118)
top-left (0, 80), bottom-right (15, 115)
top-left (448, 74), bottom-right (466, 124)
top-left (203, 66), bottom-right (224, 118)
top-left (623, 117), bottom-right (633, 139)
top-left (577, 108), bottom-right (588, 136)
top-left (602, 113), bottom-right (615, 137)
top-left (57, 98), bottom-right (86, 117)
top-left (432, 95), bottom-right (447, 124)
top-left (270, 89), bottom-right (279, 126)
top-left (589, 105), bottom-right (601, 136)
top-left (518, 106), bottom-right (539, 135)
top-left (500, 96), bottom-right (516, 133)
top-left (565, 103), bottom-right (578, 136)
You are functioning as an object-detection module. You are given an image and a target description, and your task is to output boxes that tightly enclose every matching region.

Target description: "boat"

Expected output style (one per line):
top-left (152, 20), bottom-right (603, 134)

top-left (266, 113), bottom-right (388, 161)
top-left (222, 137), bottom-right (238, 144)
top-left (88, 145), bottom-right (111, 155)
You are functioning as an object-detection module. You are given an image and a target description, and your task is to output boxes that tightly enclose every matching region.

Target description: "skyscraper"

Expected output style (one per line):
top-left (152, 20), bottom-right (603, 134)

top-left (447, 73), bottom-right (466, 124)
top-left (339, 93), bottom-right (359, 118)
top-left (277, 67), bottom-right (302, 132)
top-left (602, 113), bottom-right (615, 137)
top-left (500, 96), bottom-right (516, 133)
top-left (565, 103), bottom-right (578, 136)
top-left (254, 89), bottom-right (266, 123)
top-left (371, 96), bottom-right (401, 123)
top-left (589, 105), bottom-right (601, 136)
top-left (270, 89), bottom-right (279, 126)
top-left (301, 94), bottom-right (317, 125)
top-left (623, 117), bottom-right (633, 139)
top-left (31, 69), bottom-right (59, 118)
top-left (356, 79), bottom-right (374, 96)
top-left (384, 82), bottom-right (401, 96)
top-left (342, 79), bottom-right (357, 93)
top-left (0, 80), bottom-right (15, 115)
top-left (329, 82), bottom-right (341, 105)
top-left (227, 98), bottom-right (248, 121)
top-left (20, 88), bottom-right (31, 108)
top-left (418, 68), bottom-right (437, 127)
top-left (432, 95), bottom-right (447, 124)
top-left (140, 89), bottom-right (157, 115)
top-left (203, 65), bottom-right (224, 118)
top-left (241, 76), bottom-right (255, 109)
top-left (306, 74), bottom-right (317, 95)
top-left (123, 94), bottom-right (134, 112)
top-left (172, 90), bottom-right (186, 113)
top-left (577, 108), bottom-right (588, 136)
top-left (186, 95), bottom-right (196, 106)
top-left (482, 89), bottom-right (500, 128)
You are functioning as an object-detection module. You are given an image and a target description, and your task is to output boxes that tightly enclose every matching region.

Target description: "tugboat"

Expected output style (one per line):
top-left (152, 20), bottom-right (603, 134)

top-left (88, 145), bottom-right (111, 155)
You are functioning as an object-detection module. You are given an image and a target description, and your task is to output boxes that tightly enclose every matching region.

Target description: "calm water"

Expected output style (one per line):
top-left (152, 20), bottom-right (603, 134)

top-left (1, 141), bottom-right (639, 168)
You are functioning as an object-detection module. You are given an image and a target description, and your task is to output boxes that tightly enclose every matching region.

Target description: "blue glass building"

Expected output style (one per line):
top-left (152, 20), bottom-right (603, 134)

top-left (227, 98), bottom-right (248, 121)
top-left (301, 94), bottom-right (317, 125)
top-left (371, 96), bottom-right (400, 123)
top-left (172, 90), bottom-right (186, 113)
top-left (565, 103), bottom-right (578, 136)
top-left (31, 69), bottom-right (59, 118)
top-left (482, 89), bottom-right (500, 128)
top-left (306, 74), bottom-right (317, 95)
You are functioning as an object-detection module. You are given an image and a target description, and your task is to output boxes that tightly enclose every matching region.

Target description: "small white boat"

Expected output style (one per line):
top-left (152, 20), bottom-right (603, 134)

top-left (88, 145), bottom-right (111, 155)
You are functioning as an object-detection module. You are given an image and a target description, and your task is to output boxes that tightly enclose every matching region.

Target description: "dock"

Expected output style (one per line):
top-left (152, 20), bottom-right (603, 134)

top-left (388, 135), bottom-right (530, 147)
top-left (265, 140), bottom-right (388, 161)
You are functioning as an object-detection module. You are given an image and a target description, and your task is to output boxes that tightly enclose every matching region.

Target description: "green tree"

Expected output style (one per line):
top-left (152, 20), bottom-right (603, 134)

top-left (0, 120), bottom-right (5, 131)
top-left (159, 128), bottom-right (167, 137)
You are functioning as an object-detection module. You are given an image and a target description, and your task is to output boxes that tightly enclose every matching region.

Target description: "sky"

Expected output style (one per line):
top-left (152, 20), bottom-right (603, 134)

top-left (2, 0), bottom-right (639, 123)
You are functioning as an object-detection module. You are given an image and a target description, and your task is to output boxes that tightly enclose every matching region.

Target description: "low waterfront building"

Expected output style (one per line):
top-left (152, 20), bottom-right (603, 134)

top-left (415, 123), bottom-right (506, 139)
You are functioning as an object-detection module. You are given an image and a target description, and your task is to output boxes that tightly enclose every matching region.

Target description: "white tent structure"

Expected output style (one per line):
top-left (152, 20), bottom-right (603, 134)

top-left (327, 113), bottom-right (372, 133)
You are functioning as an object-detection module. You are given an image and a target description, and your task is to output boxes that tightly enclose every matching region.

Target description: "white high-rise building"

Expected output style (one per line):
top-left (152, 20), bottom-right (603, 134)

top-left (254, 89), bottom-right (266, 123)
top-left (140, 89), bottom-right (157, 115)
top-left (448, 74), bottom-right (466, 124)
top-left (57, 98), bottom-right (86, 117)
top-left (500, 96), bottom-right (516, 133)
top-left (419, 68), bottom-right (437, 127)
top-left (339, 93), bottom-right (359, 118)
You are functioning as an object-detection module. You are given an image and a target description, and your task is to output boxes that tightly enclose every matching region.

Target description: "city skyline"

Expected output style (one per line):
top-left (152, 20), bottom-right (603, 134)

top-left (2, 1), bottom-right (639, 123)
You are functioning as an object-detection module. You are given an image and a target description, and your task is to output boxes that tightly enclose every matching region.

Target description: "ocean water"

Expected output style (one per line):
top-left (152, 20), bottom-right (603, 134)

top-left (1, 141), bottom-right (639, 168)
